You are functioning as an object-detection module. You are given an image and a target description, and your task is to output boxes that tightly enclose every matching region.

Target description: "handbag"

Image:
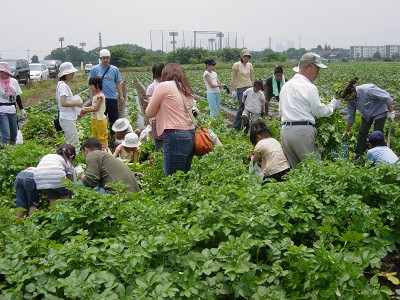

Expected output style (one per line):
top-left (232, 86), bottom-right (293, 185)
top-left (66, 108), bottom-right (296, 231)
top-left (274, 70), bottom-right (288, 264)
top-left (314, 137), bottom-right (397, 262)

top-left (54, 111), bottom-right (62, 131)
top-left (180, 91), bottom-right (213, 156)
top-left (150, 118), bottom-right (161, 140)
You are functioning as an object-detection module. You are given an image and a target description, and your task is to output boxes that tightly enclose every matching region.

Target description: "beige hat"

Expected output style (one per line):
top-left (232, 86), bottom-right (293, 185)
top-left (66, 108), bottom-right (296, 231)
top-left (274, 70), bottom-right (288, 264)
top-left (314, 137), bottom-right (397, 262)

top-left (293, 52), bottom-right (327, 72)
top-left (58, 62), bottom-right (78, 77)
top-left (112, 118), bottom-right (131, 132)
top-left (240, 49), bottom-right (251, 58)
top-left (122, 133), bottom-right (141, 148)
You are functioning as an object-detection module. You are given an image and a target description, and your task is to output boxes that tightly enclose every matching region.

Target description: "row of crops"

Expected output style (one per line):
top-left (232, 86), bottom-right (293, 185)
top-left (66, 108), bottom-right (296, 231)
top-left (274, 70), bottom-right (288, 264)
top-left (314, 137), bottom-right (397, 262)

top-left (1, 62), bottom-right (400, 298)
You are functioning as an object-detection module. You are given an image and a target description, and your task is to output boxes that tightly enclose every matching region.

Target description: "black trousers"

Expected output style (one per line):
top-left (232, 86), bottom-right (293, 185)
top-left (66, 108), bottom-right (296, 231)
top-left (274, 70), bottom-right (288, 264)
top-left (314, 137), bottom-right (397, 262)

top-left (355, 116), bottom-right (386, 157)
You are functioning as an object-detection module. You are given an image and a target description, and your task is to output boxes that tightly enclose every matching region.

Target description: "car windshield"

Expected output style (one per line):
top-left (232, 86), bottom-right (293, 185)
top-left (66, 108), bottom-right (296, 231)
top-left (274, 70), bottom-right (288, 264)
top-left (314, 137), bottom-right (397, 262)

top-left (42, 61), bottom-right (55, 67)
top-left (1, 60), bottom-right (17, 68)
top-left (30, 65), bottom-right (41, 71)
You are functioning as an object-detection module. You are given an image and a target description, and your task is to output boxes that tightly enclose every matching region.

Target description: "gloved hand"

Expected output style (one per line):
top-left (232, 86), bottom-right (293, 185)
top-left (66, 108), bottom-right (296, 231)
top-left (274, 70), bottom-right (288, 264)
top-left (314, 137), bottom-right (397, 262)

top-left (387, 111), bottom-right (395, 121)
top-left (330, 98), bottom-right (342, 109)
top-left (231, 91), bottom-right (237, 99)
top-left (20, 109), bottom-right (28, 119)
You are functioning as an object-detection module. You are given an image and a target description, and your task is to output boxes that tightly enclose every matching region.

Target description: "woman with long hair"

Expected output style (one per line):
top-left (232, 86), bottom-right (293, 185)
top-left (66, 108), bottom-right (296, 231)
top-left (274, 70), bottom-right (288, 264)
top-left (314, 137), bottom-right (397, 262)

top-left (145, 63), bottom-right (195, 175)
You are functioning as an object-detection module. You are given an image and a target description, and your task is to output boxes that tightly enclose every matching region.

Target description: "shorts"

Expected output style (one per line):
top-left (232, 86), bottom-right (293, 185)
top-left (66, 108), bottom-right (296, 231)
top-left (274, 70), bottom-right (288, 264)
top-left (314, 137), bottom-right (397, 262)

top-left (40, 187), bottom-right (71, 199)
top-left (15, 171), bottom-right (39, 209)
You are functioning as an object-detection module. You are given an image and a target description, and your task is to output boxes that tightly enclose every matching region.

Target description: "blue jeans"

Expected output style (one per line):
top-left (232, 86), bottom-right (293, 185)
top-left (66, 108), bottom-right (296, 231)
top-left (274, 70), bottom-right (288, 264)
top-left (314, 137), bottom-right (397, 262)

top-left (232, 87), bottom-right (251, 131)
top-left (163, 129), bottom-right (195, 176)
top-left (0, 112), bottom-right (18, 144)
top-left (207, 93), bottom-right (221, 120)
top-left (15, 171), bottom-right (39, 209)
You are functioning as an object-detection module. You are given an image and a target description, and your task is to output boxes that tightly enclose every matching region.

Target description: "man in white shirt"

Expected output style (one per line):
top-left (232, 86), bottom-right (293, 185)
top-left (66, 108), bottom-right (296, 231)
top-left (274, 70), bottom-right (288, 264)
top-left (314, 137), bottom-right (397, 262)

top-left (279, 52), bottom-right (342, 168)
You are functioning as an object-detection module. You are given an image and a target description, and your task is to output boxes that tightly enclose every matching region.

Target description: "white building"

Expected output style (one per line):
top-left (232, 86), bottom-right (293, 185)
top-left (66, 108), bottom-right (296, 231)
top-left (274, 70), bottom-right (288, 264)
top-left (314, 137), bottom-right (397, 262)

top-left (350, 45), bottom-right (400, 58)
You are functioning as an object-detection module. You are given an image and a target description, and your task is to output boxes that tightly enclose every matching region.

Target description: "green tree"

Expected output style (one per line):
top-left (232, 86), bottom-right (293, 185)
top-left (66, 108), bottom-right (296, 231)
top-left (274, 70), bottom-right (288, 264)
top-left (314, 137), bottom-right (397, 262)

top-left (45, 48), bottom-right (66, 62)
top-left (31, 55), bottom-right (39, 63)
top-left (64, 45), bottom-right (86, 65)
top-left (372, 51), bottom-right (382, 60)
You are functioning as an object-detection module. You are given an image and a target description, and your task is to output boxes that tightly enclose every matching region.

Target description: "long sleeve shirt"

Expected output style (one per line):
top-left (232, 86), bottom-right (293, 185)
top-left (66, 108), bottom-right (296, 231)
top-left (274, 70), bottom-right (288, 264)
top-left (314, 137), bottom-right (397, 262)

top-left (279, 73), bottom-right (335, 124)
top-left (346, 84), bottom-right (393, 123)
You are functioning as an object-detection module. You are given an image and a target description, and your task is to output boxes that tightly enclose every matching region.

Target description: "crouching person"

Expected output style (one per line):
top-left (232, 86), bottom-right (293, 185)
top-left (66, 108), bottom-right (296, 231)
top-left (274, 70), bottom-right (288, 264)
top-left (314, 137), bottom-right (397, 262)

top-left (34, 144), bottom-right (76, 206)
top-left (78, 138), bottom-right (140, 193)
top-left (15, 167), bottom-right (39, 218)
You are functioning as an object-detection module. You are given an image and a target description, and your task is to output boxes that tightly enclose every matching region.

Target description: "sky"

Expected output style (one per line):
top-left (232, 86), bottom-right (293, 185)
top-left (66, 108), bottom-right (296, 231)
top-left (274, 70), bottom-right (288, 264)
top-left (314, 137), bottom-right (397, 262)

top-left (2, 0), bottom-right (399, 61)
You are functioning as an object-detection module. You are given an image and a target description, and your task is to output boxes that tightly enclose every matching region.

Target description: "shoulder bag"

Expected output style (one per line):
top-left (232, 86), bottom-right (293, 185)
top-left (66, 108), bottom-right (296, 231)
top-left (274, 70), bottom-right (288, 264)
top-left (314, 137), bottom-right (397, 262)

top-left (179, 91), bottom-right (213, 156)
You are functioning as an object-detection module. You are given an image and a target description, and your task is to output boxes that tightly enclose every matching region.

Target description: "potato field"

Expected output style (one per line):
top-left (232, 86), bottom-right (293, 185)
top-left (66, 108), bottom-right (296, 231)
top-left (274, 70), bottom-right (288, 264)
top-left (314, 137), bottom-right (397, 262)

top-left (1, 62), bottom-right (400, 299)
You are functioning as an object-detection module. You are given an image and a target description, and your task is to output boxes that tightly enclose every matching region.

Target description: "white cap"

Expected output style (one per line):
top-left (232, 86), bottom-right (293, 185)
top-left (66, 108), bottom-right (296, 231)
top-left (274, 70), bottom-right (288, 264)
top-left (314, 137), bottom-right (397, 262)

top-left (122, 133), bottom-right (141, 148)
top-left (99, 49), bottom-right (111, 58)
top-left (58, 62), bottom-right (78, 77)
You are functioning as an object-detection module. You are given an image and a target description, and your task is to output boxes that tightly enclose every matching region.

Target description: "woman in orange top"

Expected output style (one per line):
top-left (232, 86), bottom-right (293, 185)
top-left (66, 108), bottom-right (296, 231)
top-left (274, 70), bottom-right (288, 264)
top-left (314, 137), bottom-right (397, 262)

top-left (145, 63), bottom-right (195, 176)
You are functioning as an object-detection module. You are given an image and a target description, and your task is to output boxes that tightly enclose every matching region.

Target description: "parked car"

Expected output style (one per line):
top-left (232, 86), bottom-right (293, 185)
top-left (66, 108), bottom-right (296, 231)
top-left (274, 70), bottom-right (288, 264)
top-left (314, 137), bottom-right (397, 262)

top-left (84, 63), bottom-right (93, 73)
top-left (40, 60), bottom-right (61, 78)
top-left (29, 63), bottom-right (49, 82)
top-left (0, 59), bottom-right (30, 84)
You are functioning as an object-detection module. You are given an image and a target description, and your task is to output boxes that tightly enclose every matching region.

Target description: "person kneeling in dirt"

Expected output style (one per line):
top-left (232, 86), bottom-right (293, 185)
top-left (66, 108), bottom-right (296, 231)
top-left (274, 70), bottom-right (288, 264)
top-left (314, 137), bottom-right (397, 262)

top-left (366, 131), bottom-right (399, 166)
top-left (78, 138), bottom-right (140, 193)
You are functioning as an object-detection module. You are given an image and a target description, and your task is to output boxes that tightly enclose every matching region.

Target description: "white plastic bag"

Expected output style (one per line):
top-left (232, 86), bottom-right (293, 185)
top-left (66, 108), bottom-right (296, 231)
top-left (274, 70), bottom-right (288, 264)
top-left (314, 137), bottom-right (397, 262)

top-left (249, 157), bottom-right (264, 183)
top-left (16, 130), bottom-right (24, 144)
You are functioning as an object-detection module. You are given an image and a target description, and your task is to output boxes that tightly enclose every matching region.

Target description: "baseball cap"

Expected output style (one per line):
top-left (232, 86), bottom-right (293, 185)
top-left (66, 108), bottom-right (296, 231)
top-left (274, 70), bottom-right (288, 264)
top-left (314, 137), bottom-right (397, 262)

top-left (368, 131), bottom-right (384, 143)
top-left (99, 49), bottom-right (111, 58)
top-left (293, 52), bottom-right (327, 72)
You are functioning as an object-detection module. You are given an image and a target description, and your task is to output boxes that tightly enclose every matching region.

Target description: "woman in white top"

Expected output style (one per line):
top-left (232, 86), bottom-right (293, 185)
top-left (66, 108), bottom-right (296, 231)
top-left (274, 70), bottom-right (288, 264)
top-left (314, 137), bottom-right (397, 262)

top-left (34, 144), bottom-right (76, 206)
top-left (0, 62), bottom-right (28, 144)
top-left (57, 62), bottom-right (83, 149)
top-left (203, 58), bottom-right (222, 120)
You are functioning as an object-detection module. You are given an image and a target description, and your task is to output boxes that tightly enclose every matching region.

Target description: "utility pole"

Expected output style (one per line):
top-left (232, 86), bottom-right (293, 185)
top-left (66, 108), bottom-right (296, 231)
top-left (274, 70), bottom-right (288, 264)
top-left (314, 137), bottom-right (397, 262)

top-left (150, 30), bottom-right (153, 51)
top-left (27, 50), bottom-right (30, 62)
top-left (99, 32), bottom-right (102, 48)
top-left (79, 42), bottom-right (86, 50)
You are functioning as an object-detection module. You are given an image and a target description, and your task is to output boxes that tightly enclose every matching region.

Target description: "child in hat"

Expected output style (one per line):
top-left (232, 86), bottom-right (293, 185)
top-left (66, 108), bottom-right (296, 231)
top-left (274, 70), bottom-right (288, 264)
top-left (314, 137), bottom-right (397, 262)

top-left (113, 132), bottom-right (141, 163)
top-left (366, 130), bottom-right (398, 165)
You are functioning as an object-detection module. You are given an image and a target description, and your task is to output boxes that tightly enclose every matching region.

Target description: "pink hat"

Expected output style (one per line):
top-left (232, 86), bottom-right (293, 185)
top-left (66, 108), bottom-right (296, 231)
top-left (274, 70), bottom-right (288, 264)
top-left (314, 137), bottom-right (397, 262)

top-left (0, 62), bottom-right (12, 76)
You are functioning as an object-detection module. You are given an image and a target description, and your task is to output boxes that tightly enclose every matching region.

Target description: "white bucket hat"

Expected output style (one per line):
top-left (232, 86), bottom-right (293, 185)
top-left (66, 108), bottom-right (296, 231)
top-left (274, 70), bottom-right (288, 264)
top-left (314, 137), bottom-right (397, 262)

top-left (112, 118), bottom-right (131, 132)
top-left (58, 62), bottom-right (78, 77)
top-left (122, 133), bottom-right (141, 148)
top-left (99, 49), bottom-right (111, 58)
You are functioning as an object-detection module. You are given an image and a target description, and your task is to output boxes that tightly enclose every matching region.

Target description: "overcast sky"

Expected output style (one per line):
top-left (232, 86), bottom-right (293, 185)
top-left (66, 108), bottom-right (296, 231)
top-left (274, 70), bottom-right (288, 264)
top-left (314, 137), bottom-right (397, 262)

top-left (2, 0), bottom-right (399, 61)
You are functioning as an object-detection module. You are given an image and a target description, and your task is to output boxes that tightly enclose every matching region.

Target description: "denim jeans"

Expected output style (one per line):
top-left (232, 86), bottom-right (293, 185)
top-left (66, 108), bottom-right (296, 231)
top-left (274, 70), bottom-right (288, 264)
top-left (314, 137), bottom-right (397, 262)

top-left (207, 92), bottom-right (221, 120)
top-left (163, 129), bottom-right (195, 176)
top-left (15, 171), bottom-right (39, 209)
top-left (355, 116), bottom-right (386, 157)
top-left (233, 87), bottom-right (251, 131)
top-left (0, 112), bottom-right (18, 144)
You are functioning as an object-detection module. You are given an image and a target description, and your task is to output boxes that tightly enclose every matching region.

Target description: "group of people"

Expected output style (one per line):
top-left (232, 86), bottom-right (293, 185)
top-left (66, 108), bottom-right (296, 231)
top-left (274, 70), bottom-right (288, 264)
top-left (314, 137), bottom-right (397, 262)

top-left (10, 49), bottom-right (399, 216)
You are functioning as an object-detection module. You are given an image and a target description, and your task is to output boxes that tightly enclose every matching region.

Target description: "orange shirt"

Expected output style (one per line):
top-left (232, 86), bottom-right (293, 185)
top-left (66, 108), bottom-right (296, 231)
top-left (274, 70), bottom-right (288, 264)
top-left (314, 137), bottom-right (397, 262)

top-left (146, 81), bottom-right (195, 136)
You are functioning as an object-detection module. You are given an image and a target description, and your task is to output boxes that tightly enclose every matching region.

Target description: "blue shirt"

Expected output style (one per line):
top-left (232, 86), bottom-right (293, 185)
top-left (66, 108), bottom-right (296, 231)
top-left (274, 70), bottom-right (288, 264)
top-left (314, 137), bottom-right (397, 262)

top-left (88, 64), bottom-right (122, 99)
top-left (366, 146), bottom-right (399, 165)
top-left (346, 84), bottom-right (393, 123)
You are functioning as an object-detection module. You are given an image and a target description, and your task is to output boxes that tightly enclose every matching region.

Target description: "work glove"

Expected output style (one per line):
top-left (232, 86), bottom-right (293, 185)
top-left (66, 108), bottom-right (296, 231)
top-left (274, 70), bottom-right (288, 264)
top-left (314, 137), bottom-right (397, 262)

top-left (330, 98), bottom-right (342, 109)
top-left (20, 109), bottom-right (28, 119)
top-left (387, 111), bottom-right (395, 121)
top-left (231, 91), bottom-right (237, 99)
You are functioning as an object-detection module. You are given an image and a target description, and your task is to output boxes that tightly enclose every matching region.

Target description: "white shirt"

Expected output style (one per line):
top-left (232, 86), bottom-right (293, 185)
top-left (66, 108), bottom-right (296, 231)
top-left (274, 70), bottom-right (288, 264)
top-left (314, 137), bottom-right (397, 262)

top-left (57, 81), bottom-right (81, 120)
top-left (203, 71), bottom-right (220, 94)
top-left (243, 88), bottom-right (265, 113)
top-left (279, 73), bottom-right (335, 124)
top-left (0, 78), bottom-right (21, 114)
top-left (34, 154), bottom-right (75, 189)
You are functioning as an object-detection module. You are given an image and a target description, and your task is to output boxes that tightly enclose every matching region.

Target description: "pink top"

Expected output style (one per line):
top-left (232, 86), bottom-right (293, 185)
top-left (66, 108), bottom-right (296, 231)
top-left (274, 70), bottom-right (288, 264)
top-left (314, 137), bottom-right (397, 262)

top-left (146, 81), bottom-right (195, 136)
